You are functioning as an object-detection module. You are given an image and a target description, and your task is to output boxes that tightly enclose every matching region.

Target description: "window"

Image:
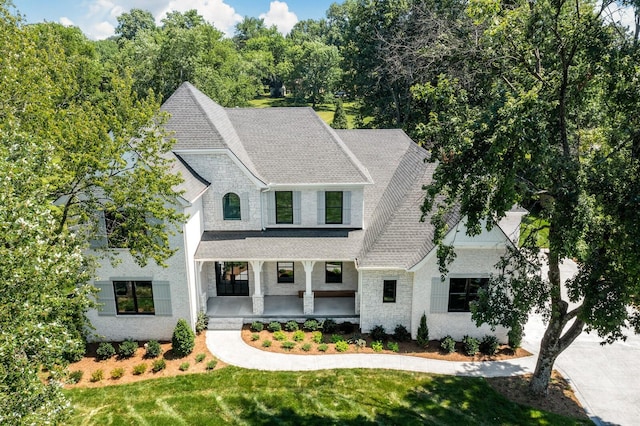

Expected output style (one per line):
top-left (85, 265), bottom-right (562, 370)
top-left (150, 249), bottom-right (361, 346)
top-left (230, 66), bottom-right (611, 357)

top-left (113, 280), bottom-right (154, 314)
top-left (325, 191), bottom-right (343, 224)
top-left (223, 193), bottom-right (241, 220)
top-left (275, 191), bottom-right (293, 224)
top-left (277, 262), bottom-right (294, 283)
top-left (104, 209), bottom-right (130, 248)
top-left (383, 280), bottom-right (397, 303)
top-left (447, 277), bottom-right (489, 312)
top-left (325, 262), bottom-right (342, 283)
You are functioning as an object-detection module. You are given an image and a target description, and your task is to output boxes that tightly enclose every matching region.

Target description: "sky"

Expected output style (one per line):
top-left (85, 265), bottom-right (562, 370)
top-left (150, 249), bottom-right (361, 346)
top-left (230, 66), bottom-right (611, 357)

top-left (11, 0), bottom-right (338, 40)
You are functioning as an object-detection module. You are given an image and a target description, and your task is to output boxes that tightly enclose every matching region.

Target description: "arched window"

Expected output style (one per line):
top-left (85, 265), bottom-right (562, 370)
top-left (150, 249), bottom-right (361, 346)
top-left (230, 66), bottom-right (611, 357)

top-left (223, 193), bottom-right (241, 220)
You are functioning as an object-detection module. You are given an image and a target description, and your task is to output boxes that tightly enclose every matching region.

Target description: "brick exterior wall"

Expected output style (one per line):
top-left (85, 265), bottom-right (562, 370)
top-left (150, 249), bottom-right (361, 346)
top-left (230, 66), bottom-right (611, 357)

top-left (359, 270), bottom-right (413, 334)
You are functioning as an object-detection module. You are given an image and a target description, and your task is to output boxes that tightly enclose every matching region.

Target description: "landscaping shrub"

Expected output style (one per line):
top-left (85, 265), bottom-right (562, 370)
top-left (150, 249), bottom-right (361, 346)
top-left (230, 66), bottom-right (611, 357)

top-left (335, 340), bottom-right (349, 352)
top-left (369, 325), bottom-right (386, 342)
top-left (118, 339), bottom-right (139, 359)
top-left (152, 358), bottom-right (166, 372)
top-left (331, 334), bottom-right (345, 343)
top-left (251, 333), bottom-right (260, 341)
top-left (393, 324), bottom-right (411, 342)
top-left (172, 318), bottom-right (195, 357)
top-left (195, 353), bottom-right (206, 363)
top-left (63, 340), bottom-right (86, 363)
top-left (179, 362), bottom-right (190, 371)
top-left (387, 341), bottom-right (399, 353)
top-left (317, 343), bottom-right (329, 352)
top-left (508, 322), bottom-right (523, 350)
top-left (440, 336), bottom-right (456, 354)
top-left (267, 322), bottom-right (282, 332)
top-left (281, 341), bottom-right (295, 350)
top-left (339, 321), bottom-right (355, 334)
top-left (195, 311), bottom-right (209, 335)
top-left (68, 370), bottom-right (83, 384)
top-left (273, 331), bottom-right (286, 341)
top-left (145, 340), bottom-right (162, 358)
top-left (284, 320), bottom-right (299, 331)
top-left (96, 342), bottom-right (116, 360)
top-left (90, 369), bottom-right (104, 382)
top-left (132, 363), bottom-right (147, 375)
top-left (416, 313), bottom-right (429, 347)
top-left (371, 341), bottom-right (383, 352)
top-left (354, 339), bottom-right (366, 348)
top-left (303, 319), bottom-right (318, 331)
top-left (311, 331), bottom-right (323, 344)
top-left (206, 360), bottom-right (217, 370)
top-left (292, 330), bottom-right (305, 342)
top-left (321, 319), bottom-right (337, 334)
top-left (262, 340), bottom-right (272, 348)
top-left (110, 367), bottom-right (125, 380)
top-left (251, 321), bottom-right (264, 332)
top-left (480, 335), bottom-right (500, 355)
top-left (462, 335), bottom-right (480, 356)
top-left (301, 343), bottom-right (312, 352)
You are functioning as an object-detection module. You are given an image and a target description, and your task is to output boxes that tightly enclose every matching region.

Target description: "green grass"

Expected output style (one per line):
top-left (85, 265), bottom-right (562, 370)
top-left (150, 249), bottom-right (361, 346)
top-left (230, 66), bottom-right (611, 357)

top-left (520, 215), bottom-right (550, 248)
top-left (65, 367), bottom-right (588, 425)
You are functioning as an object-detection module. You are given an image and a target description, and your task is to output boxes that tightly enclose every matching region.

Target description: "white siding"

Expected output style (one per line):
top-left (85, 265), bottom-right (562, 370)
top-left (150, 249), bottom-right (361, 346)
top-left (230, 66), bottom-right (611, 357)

top-left (359, 269), bottom-right (413, 334)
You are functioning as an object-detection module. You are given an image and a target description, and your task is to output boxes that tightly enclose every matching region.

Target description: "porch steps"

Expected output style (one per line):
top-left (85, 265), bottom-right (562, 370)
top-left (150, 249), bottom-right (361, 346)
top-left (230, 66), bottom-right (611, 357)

top-left (207, 317), bottom-right (244, 330)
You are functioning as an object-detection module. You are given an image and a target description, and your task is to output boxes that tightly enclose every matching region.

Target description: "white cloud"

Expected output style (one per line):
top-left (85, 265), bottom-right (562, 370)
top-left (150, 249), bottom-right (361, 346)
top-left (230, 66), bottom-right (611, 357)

top-left (260, 1), bottom-right (298, 35)
top-left (602, 3), bottom-right (637, 31)
top-left (59, 16), bottom-right (74, 27)
top-left (87, 20), bottom-right (116, 40)
top-left (157, 0), bottom-right (242, 36)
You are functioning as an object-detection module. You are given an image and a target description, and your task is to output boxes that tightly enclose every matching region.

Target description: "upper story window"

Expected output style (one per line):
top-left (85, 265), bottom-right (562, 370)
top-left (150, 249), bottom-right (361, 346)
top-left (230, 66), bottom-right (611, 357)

top-left (325, 191), bottom-right (343, 224)
top-left (223, 193), bottom-right (241, 220)
top-left (448, 277), bottom-right (489, 312)
top-left (275, 191), bottom-right (293, 224)
top-left (104, 209), bottom-right (130, 248)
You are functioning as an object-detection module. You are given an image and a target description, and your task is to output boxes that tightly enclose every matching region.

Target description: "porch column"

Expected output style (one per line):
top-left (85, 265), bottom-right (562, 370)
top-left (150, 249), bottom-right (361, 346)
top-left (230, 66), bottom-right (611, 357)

top-left (250, 260), bottom-right (264, 315)
top-left (302, 261), bottom-right (316, 315)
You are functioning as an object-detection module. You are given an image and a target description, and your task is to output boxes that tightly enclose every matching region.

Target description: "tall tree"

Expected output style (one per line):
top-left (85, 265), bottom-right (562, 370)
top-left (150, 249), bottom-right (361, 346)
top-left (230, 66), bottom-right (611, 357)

top-left (416, 0), bottom-right (640, 395)
top-left (115, 8), bottom-right (155, 40)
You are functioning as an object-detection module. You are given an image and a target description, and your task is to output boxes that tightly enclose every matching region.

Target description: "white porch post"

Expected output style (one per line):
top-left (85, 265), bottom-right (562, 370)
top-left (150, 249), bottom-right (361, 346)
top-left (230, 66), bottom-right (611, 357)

top-left (302, 261), bottom-right (316, 315)
top-left (250, 260), bottom-right (264, 315)
top-left (196, 261), bottom-right (206, 312)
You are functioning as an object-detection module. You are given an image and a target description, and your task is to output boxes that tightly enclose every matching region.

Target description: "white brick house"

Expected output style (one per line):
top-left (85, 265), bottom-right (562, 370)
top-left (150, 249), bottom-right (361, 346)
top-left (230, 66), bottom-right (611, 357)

top-left (88, 82), bottom-right (525, 342)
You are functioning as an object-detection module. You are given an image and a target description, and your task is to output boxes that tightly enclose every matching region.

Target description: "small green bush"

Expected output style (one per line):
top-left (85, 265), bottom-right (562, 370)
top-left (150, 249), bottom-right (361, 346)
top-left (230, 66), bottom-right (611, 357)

top-left (335, 340), bottom-right (349, 352)
top-left (110, 367), bottom-right (125, 380)
top-left (416, 313), bottom-right (429, 347)
top-left (292, 330), bottom-right (305, 342)
top-left (206, 360), bottom-right (217, 370)
top-left (172, 318), bottom-right (195, 357)
top-left (195, 311), bottom-right (209, 335)
top-left (250, 322), bottom-right (264, 332)
top-left (152, 358), bottom-right (166, 372)
top-left (145, 340), bottom-right (162, 358)
top-left (251, 333), bottom-right (260, 341)
top-left (331, 334), bottom-right (345, 343)
top-left (480, 335), bottom-right (500, 355)
top-left (281, 341), bottom-right (295, 350)
top-left (195, 353), bottom-right (206, 363)
top-left (440, 335), bottom-right (456, 354)
top-left (369, 325), bottom-right (386, 342)
top-left (267, 322), bottom-right (282, 332)
top-left (132, 363), bottom-right (147, 375)
top-left (63, 340), bottom-right (86, 363)
top-left (311, 331), bottom-right (323, 344)
top-left (387, 341), bottom-right (399, 352)
top-left (179, 362), bottom-right (190, 371)
top-left (273, 331), bottom-right (286, 341)
top-left (90, 369), bottom-right (104, 382)
top-left (118, 339), bottom-right (138, 359)
top-left (68, 370), bottom-right (83, 384)
top-left (262, 339), bottom-right (272, 348)
top-left (371, 341), bottom-right (383, 352)
top-left (462, 335), bottom-right (480, 356)
top-left (508, 322), bottom-right (523, 350)
top-left (321, 319), bottom-right (337, 334)
top-left (317, 343), bottom-right (329, 352)
top-left (284, 320), bottom-right (299, 331)
top-left (301, 343), bottom-right (312, 352)
top-left (96, 342), bottom-right (116, 360)
top-left (393, 324), bottom-right (411, 342)
top-left (303, 319), bottom-right (318, 331)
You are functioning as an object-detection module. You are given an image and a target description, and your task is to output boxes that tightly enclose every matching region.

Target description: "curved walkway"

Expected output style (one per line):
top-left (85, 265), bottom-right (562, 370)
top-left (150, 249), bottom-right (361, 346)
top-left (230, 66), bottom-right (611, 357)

top-left (205, 330), bottom-right (537, 377)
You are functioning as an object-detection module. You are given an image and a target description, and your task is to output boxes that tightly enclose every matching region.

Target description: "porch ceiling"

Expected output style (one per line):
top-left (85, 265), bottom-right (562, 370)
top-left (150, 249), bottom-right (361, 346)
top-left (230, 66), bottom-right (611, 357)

top-left (195, 228), bottom-right (364, 261)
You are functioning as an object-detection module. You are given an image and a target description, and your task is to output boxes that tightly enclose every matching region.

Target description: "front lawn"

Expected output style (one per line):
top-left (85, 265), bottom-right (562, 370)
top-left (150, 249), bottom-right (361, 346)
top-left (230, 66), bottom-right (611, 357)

top-left (65, 367), bottom-right (589, 425)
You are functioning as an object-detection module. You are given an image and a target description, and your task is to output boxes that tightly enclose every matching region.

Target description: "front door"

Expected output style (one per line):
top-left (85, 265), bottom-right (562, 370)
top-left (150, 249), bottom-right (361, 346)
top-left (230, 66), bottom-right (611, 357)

top-left (215, 262), bottom-right (250, 296)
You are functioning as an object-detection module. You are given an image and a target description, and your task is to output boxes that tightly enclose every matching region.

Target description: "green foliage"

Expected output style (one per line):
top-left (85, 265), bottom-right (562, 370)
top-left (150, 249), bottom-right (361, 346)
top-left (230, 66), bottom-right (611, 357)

top-left (152, 359), bottom-right (166, 373)
top-left (110, 368), bottom-right (125, 380)
top-left (371, 341), bottom-right (383, 352)
top-left (320, 319), bottom-right (337, 334)
top-left (393, 324), bottom-right (411, 342)
top-left (462, 336), bottom-right (480, 356)
top-left (145, 340), bottom-right (162, 358)
top-left (273, 331), bottom-right (287, 341)
top-left (262, 340), bottom-right (272, 348)
top-left (195, 353), bottom-right (206, 363)
top-left (118, 339), bottom-right (139, 359)
top-left (301, 343), bottom-right (312, 352)
top-left (440, 336), bottom-right (456, 354)
top-left (251, 321), bottom-right (264, 332)
top-left (251, 333), bottom-right (260, 341)
top-left (317, 343), bottom-right (329, 352)
top-left (292, 330), bottom-right (305, 342)
top-left (335, 340), bottom-right (349, 352)
top-left (206, 360), bottom-right (218, 370)
top-left (330, 334), bottom-right (345, 343)
top-left (284, 321), bottom-right (299, 331)
top-left (96, 342), bottom-right (116, 360)
top-left (331, 98), bottom-right (349, 129)
top-left (90, 370), bottom-right (104, 383)
top-left (387, 342), bottom-right (400, 353)
top-left (179, 362), bottom-right (190, 372)
top-left (508, 322), bottom-right (524, 350)
top-left (281, 341), bottom-right (296, 350)
top-left (172, 319), bottom-right (195, 357)
top-left (132, 363), bottom-right (147, 375)
top-left (417, 314), bottom-right (430, 347)
top-left (267, 322), bottom-right (282, 332)
top-left (195, 312), bottom-right (209, 335)
top-left (480, 335), bottom-right (500, 356)
top-left (68, 370), bottom-right (83, 384)
top-left (303, 319), bottom-right (318, 331)
top-left (369, 325), bottom-right (387, 342)
top-left (312, 331), bottom-right (323, 344)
